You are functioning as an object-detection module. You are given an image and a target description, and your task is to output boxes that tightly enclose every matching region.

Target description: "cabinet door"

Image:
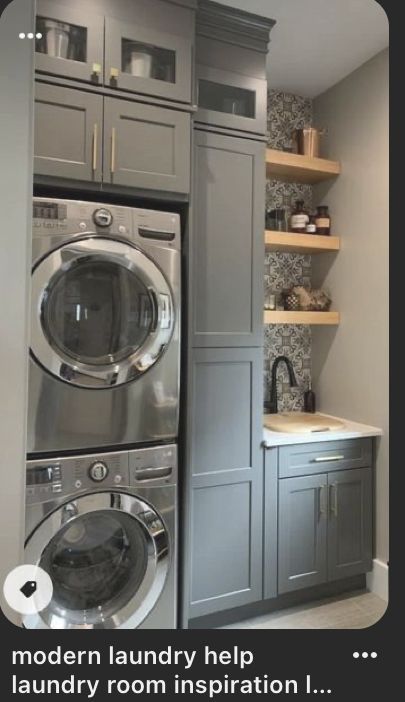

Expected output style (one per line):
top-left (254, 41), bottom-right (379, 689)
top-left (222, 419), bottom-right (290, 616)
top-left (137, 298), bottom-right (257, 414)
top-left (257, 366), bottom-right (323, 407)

top-left (192, 130), bottom-right (265, 347)
top-left (103, 97), bottom-right (190, 194)
top-left (34, 83), bottom-right (103, 183)
top-left (105, 17), bottom-right (192, 103)
top-left (263, 448), bottom-right (278, 600)
top-left (196, 64), bottom-right (267, 135)
top-left (35, 0), bottom-right (104, 84)
top-left (187, 348), bottom-right (263, 619)
top-left (278, 475), bottom-right (328, 594)
top-left (328, 468), bottom-right (372, 581)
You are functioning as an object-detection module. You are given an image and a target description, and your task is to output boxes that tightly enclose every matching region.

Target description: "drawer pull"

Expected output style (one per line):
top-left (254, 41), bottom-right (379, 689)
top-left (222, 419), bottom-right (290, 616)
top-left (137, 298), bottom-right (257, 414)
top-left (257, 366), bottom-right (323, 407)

top-left (312, 455), bottom-right (344, 463)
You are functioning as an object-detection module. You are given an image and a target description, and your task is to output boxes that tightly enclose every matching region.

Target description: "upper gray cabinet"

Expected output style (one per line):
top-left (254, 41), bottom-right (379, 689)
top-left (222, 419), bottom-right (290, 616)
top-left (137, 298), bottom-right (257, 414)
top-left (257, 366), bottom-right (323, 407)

top-left (34, 0), bottom-right (196, 104)
top-left (35, 0), bottom-right (104, 84)
top-left (103, 97), bottom-right (191, 194)
top-left (196, 64), bottom-right (267, 135)
top-left (191, 130), bottom-right (265, 347)
top-left (195, 1), bottom-right (275, 134)
top-left (105, 17), bottom-right (193, 103)
top-left (34, 82), bottom-right (103, 183)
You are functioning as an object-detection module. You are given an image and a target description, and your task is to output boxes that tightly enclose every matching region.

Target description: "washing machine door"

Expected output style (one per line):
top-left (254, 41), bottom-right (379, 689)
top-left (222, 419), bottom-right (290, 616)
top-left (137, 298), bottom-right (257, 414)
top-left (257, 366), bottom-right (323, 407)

top-left (31, 237), bottom-right (175, 388)
top-left (24, 492), bottom-right (169, 629)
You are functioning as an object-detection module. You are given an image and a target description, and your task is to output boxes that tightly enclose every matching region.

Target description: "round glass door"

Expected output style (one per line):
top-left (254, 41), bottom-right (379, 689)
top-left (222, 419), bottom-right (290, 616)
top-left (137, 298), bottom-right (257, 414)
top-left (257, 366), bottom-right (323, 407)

top-left (31, 238), bottom-right (175, 388)
top-left (24, 493), bottom-right (169, 629)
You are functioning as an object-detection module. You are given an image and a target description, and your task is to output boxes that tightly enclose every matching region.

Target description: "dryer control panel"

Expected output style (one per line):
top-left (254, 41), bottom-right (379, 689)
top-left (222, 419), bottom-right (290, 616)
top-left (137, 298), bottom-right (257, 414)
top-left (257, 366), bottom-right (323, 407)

top-left (26, 445), bottom-right (177, 505)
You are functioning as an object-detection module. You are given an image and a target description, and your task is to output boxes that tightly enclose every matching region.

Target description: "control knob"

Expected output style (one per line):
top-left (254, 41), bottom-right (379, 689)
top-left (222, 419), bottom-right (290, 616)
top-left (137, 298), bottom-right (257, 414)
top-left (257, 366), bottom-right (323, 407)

top-left (88, 461), bottom-right (109, 482)
top-left (93, 208), bottom-right (113, 227)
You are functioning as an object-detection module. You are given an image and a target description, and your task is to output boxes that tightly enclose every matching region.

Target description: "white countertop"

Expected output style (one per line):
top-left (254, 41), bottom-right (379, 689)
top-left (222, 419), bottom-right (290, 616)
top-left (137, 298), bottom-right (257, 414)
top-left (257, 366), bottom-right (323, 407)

top-left (263, 413), bottom-right (382, 447)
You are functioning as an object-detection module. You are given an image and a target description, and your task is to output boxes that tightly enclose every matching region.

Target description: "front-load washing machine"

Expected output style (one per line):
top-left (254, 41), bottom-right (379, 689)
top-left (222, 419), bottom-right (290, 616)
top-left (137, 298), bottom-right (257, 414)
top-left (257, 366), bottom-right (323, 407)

top-left (24, 445), bottom-right (177, 629)
top-left (28, 198), bottom-right (180, 455)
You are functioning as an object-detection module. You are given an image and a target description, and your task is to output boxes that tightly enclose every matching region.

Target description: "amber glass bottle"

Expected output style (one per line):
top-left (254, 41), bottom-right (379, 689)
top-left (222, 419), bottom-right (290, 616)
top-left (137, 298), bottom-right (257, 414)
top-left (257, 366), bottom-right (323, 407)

top-left (315, 205), bottom-right (331, 235)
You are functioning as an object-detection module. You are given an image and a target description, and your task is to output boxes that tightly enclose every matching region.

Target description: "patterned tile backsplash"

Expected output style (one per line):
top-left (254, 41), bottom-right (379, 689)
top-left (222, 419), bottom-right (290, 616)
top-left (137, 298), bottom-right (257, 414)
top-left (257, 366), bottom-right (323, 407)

top-left (264, 89), bottom-right (313, 411)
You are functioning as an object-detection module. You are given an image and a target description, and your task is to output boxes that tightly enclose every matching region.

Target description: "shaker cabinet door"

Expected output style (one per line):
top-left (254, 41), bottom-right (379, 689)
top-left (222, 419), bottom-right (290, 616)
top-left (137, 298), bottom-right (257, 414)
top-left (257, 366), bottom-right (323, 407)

top-left (104, 17), bottom-right (192, 103)
top-left (34, 83), bottom-right (103, 183)
top-left (35, 0), bottom-right (104, 84)
top-left (186, 348), bottom-right (264, 619)
top-left (191, 130), bottom-right (265, 347)
top-left (327, 468), bottom-right (372, 581)
top-left (103, 97), bottom-right (191, 194)
top-left (278, 474), bottom-right (328, 594)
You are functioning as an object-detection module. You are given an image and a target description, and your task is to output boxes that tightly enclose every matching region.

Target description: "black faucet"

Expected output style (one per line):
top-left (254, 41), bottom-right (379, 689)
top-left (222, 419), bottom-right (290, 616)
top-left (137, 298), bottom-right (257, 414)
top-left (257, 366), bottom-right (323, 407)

top-left (267, 355), bottom-right (298, 414)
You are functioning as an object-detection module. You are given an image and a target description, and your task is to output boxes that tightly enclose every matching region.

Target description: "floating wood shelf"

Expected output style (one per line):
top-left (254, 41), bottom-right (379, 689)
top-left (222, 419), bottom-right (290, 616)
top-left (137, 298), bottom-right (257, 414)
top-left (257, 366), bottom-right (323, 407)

top-left (264, 310), bottom-right (340, 326)
top-left (265, 230), bottom-right (340, 254)
top-left (266, 149), bottom-right (341, 184)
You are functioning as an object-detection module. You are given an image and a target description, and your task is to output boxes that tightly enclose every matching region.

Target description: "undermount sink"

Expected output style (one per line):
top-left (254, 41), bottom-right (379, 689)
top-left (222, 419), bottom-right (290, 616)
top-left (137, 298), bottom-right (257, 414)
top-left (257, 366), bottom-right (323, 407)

top-left (263, 412), bottom-right (345, 434)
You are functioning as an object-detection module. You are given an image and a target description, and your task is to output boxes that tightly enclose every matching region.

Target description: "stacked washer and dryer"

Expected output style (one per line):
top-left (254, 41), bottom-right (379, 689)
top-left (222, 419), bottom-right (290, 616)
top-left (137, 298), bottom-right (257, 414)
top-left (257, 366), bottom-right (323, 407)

top-left (24, 198), bottom-right (181, 629)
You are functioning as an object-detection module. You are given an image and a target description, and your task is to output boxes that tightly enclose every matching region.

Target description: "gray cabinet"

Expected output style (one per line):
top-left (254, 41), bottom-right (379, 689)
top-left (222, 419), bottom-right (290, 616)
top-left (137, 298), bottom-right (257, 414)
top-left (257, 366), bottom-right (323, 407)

top-left (278, 464), bottom-right (373, 595)
top-left (278, 474), bottom-right (328, 594)
top-left (191, 130), bottom-right (265, 347)
top-left (34, 82), bottom-right (103, 182)
top-left (103, 97), bottom-right (191, 194)
top-left (35, 0), bottom-right (104, 84)
top-left (34, 86), bottom-right (190, 193)
top-left (196, 64), bottom-right (267, 135)
top-left (35, 0), bottom-right (195, 103)
top-left (187, 347), bottom-right (263, 618)
top-left (328, 467), bottom-right (372, 581)
top-left (105, 17), bottom-right (193, 103)
top-left (263, 448), bottom-right (278, 599)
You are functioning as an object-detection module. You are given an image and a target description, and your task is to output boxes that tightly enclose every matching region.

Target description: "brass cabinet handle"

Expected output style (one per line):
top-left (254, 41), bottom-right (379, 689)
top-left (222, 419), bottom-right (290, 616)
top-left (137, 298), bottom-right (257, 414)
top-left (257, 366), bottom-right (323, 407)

top-left (318, 485), bottom-right (327, 520)
top-left (111, 127), bottom-right (116, 174)
top-left (330, 483), bottom-right (338, 517)
top-left (312, 455), bottom-right (344, 463)
top-left (92, 123), bottom-right (98, 172)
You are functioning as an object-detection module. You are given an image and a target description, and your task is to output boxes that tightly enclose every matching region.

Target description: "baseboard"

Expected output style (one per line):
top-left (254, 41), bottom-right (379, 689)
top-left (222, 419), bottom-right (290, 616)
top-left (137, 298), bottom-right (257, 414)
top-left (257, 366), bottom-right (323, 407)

top-left (366, 559), bottom-right (389, 602)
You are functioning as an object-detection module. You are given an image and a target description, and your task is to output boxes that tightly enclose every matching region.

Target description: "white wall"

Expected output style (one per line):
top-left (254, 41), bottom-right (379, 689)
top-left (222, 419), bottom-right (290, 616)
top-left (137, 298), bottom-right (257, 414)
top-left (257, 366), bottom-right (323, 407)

top-left (313, 49), bottom-right (389, 563)
top-left (0, 0), bottom-right (35, 623)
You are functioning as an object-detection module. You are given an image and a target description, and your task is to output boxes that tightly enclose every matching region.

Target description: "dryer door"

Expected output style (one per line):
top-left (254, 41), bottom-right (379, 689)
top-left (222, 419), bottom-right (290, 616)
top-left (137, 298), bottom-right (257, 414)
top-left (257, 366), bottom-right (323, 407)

top-left (24, 492), bottom-right (169, 629)
top-left (31, 237), bottom-right (175, 388)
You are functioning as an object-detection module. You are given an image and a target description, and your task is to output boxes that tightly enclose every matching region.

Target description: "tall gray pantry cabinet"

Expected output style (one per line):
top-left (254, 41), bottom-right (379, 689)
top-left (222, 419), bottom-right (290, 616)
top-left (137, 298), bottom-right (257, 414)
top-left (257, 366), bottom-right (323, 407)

top-left (183, 2), bottom-right (275, 625)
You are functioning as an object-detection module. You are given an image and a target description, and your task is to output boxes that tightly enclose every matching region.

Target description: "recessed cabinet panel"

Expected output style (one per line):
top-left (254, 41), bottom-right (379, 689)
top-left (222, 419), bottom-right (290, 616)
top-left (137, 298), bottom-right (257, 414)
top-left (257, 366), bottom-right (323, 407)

top-left (35, 0), bottom-right (104, 84)
top-left (103, 97), bottom-right (190, 193)
top-left (278, 475), bottom-right (328, 594)
top-left (192, 130), bottom-right (265, 346)
top-left (192, 360), bottom-right (251, 474)
top-left (328, 468), bottom-right (372, 581)
top-left (34, 83), bottom-right (103, 182)
top-left (191, 482), bottom-right (252, 603)
top-left (105, 18), bottom-right (192, 103)
top-left (196, 64), bottom-right (267, 134)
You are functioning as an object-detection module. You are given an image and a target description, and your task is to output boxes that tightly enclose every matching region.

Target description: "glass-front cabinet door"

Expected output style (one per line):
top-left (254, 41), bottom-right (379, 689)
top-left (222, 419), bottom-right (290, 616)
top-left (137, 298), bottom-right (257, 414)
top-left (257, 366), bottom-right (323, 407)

top-left (35, 0), bottom-right (104, 84)
top-left (105, 18), bottom-right (192, 103)
top-left (196, 64), bottom-right (267, 135)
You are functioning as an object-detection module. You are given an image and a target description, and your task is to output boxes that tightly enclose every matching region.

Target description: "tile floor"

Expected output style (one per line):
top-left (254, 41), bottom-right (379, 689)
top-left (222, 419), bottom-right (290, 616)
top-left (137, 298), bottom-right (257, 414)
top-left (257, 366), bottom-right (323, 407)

top-left (222, 590), bottom-right (387, 629)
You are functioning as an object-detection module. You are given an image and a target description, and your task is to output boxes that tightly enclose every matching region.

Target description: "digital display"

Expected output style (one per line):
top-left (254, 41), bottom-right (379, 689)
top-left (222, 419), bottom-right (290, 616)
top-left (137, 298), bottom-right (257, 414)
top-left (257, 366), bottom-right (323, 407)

top-left (26, 465), bottom-right (57, 486)
top-left (33, 202), bottom-right (67, 221)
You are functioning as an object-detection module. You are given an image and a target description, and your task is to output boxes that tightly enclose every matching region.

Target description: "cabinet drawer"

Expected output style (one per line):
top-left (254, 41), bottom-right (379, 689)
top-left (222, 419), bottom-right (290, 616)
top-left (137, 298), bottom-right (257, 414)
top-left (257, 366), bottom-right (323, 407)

top-left (279, 439), bottom-right (372, 478)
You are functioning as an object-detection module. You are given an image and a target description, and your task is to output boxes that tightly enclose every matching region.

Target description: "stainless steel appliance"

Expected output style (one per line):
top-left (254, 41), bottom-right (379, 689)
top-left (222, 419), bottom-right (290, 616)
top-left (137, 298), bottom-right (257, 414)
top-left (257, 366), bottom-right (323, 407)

top-left (28, 198), bottom-right (181, 454)
top-left (24, 445), bottom-right (177, 629)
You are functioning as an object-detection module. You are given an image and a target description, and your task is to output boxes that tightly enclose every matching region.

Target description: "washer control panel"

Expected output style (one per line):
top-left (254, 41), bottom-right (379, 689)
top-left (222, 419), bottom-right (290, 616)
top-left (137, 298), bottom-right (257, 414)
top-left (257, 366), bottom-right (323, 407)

top-left (26, 446), bottom-right (177, 505)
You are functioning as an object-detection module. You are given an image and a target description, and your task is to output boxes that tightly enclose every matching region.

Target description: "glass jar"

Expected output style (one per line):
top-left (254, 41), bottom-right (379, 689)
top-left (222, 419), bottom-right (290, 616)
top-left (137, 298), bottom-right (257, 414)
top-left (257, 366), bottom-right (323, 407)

top-left (306, 214), bottom-right (317, 234)
top-left (290, 200), bottom-right (309, 233)
top-left (315, 205), bottom-right (331, 235)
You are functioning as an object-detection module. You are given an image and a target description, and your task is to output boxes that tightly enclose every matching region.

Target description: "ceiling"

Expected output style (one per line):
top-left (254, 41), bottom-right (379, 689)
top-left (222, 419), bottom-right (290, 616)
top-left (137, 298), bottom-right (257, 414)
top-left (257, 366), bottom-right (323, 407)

top-left (217, 0), bottom-right (389, 97)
